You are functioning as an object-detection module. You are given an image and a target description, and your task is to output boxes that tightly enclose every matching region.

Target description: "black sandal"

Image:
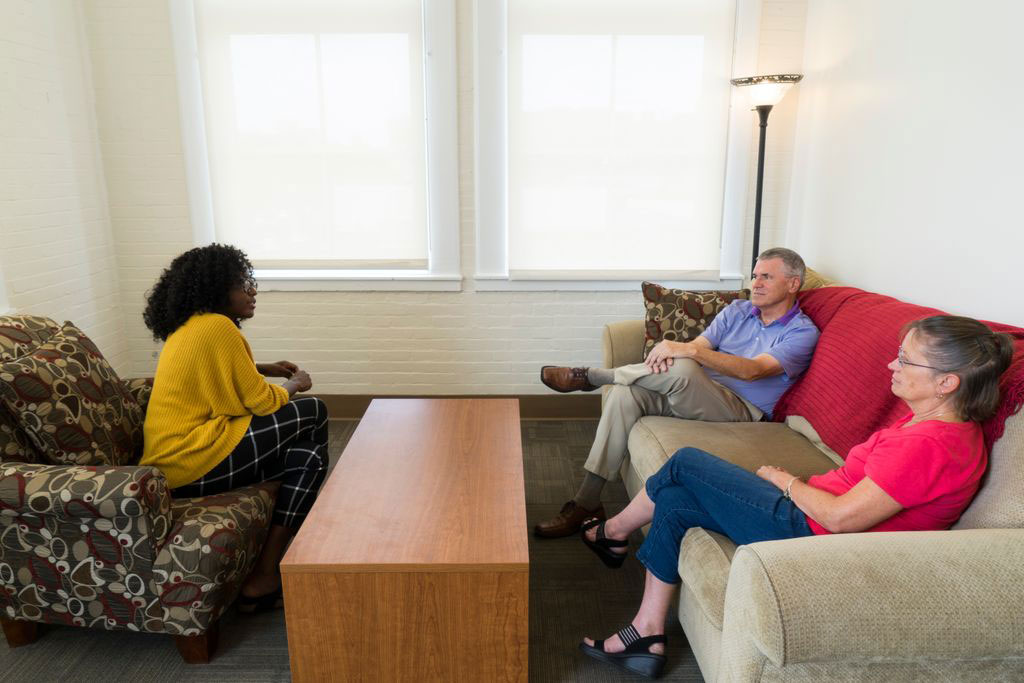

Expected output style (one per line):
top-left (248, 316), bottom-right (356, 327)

top-left (236, 587), bottom-right (284, 614)
top-left (579, 623), bottom-right (667, 679)
top-left (580, 517), bottom-right (628, 569)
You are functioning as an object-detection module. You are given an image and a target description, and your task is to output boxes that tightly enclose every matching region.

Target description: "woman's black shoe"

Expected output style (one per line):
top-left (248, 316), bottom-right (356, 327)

top-left (236, 587), bottom-right (284, 614)
top-left (580, 623), bottom-right (667, 679)
top-left (580, 517), bottom-right (628, 568)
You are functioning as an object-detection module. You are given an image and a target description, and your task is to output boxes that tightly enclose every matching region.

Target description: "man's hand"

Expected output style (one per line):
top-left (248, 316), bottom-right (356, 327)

top-left (258, 360), bottom-right (300, 378)
top-left (644, 340), bottom-right (697, 373)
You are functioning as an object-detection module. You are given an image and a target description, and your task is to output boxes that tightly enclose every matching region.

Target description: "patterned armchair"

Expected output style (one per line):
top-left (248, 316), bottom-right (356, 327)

top-left (0, 315), bottom-right (278, 662)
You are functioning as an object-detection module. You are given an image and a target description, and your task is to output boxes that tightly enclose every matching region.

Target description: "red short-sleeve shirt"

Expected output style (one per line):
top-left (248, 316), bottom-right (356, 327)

top-left (805, 414), bottom-right (986, 535)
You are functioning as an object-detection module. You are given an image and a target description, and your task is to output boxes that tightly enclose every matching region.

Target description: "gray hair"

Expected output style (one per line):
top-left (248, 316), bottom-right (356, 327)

top-left (758, 247), bottom-right (806, 286)
top-left (902, 316), bottom-right (1015, 423)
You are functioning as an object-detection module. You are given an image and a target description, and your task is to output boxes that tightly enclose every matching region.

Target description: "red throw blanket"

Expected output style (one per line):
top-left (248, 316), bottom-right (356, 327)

top-left (772, 286), bottom-right (1024, 457)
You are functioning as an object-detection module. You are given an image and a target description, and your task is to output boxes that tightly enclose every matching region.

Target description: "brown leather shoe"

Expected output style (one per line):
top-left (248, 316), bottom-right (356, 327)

top-left (534, 501), bottom-right (606, 538)
top-left (540, 366), bottom-right (598, 393)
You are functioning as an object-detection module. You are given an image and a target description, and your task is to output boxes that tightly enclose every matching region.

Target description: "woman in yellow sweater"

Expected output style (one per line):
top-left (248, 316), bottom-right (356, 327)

top-left (140, 244), bottom-right (328, 612)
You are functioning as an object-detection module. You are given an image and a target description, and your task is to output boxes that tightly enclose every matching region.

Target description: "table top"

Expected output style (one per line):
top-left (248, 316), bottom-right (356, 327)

top-left (281, 398), bottom-right (529, 573)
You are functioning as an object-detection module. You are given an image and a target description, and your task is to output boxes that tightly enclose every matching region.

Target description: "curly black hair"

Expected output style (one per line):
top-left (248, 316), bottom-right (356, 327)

top-left (143, 243), bottom-right (254, 341)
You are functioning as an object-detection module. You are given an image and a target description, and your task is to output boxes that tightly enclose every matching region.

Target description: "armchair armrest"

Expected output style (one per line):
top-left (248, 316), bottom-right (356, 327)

top-left (0, 462), bottom-right (171, 531)
top-left (721, 529), bottom-right (1024, 677)
top-left (602, 319), bottom-right (645, 369)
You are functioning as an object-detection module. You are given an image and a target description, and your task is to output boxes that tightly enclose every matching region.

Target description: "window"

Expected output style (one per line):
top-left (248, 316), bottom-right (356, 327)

top-left (170, 0), bottom-right (460, 290)
top-left (476, 0), bottom-right (759, 290)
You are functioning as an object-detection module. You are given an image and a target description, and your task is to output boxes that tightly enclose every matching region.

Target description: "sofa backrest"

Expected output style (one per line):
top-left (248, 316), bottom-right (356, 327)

top-left (0, 315), bottom-right (61, 463)
top-left (774, 287), bottom-right (945, 455)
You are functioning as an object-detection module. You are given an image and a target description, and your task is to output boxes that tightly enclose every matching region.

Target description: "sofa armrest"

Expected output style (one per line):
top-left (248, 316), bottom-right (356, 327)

top-left (0, 462), bottom-right (171, 530)
top-left (720, 529), bottom-right (1024, 677)
top-left (602, 320), bottom-right (645, 369)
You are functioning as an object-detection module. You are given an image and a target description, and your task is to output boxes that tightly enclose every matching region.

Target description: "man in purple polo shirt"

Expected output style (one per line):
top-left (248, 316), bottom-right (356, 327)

top-left (535, 247), bottom-right (820, 538)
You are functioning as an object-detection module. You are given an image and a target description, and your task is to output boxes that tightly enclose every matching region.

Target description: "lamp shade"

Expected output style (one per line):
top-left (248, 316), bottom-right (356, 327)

top-left (730, 74), bottom-right (803, 107)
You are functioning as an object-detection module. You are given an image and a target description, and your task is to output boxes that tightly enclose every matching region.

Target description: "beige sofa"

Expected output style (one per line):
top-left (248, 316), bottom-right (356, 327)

top-left (601, 298), bottom-right (1024, 681)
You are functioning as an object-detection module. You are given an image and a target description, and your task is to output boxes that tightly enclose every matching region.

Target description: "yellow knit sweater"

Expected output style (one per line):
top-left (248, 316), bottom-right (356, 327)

top-left (140, 313), bottom-right (289, 489)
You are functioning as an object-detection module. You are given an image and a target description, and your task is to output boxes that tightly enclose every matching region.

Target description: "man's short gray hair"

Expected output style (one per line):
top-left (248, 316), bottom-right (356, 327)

top-left (757, 247), bottom-right (806, 286)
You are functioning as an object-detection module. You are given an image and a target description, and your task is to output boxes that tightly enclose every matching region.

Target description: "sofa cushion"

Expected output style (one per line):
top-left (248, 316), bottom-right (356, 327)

top-left (677, 528), bottom-right (736, 682)
top-left (955, 410), bottom-right (1024, 530)
top-left (775, 286), bottom-right (1024, 458)
top-left (625, 417), bottom-right (838, 486)
top-left (783, 415), bottom-right (845, 466)
top-left (641, 283), bottom-right (749, 360)
top-left (0, 323), bottom-right (144, 467)
top-left (678, 527), bottom-right (736, 630)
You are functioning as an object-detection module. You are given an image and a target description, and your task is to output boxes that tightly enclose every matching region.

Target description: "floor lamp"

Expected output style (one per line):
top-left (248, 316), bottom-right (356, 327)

top-left (729, 74), bottom-right (803, 274)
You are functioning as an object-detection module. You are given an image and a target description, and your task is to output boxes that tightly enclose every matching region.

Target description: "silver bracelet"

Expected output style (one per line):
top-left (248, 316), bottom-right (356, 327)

top-left (784, 476), bottom-right (799, 500)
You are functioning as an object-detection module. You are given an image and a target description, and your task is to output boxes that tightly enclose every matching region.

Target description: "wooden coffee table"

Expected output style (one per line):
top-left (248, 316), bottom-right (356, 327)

top-left (281, 398), bottom-right (529, 681)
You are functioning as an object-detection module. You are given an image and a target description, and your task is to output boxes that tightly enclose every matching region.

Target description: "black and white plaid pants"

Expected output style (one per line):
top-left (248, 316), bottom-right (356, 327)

top-left (173, 396), bottom-right (329, 529)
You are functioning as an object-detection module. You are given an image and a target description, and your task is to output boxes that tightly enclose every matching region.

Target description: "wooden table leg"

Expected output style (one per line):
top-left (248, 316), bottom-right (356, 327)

top-left (1, 616), bottom-right (40, 648)
top-left (174, 621), bottom-right (220, 664)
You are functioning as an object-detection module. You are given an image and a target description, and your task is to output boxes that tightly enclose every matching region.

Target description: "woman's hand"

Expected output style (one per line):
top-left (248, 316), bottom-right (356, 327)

top-left (283, 370), bottom-right (313, 396)
top-left (756, 464), bottom-right (793, 490)
top-left (258, 360), bottom-right (300, 378)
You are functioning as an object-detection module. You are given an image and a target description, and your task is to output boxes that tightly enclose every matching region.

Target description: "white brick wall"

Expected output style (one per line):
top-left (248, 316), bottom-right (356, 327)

top-left (74, 0), bottom-right (807, 394)
top-left (0, 0), bottom-right (127, 369)
top-left (82, 0), bottom-right (194, 376)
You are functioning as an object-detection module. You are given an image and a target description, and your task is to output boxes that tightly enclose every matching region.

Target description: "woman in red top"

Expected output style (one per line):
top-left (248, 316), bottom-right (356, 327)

top-left (577, 315), bottom-right (1013, 679)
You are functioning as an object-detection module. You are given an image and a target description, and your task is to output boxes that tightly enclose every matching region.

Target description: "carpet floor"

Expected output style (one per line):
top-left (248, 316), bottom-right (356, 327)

top-left (0, 419), bottom-right (703, 682)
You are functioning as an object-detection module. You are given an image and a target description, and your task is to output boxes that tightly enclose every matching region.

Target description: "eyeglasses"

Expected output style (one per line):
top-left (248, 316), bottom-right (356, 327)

top-left (895, 349), bottom-right (940, 371)
top-left (240, 277), bottom-right (258, 293)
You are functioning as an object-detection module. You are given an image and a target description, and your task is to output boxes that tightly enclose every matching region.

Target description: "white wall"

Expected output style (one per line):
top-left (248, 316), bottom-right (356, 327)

top-left (0, 0), bottom-right (128, 368)
top-left (790, 0), bottom-right (1024, 326)
top-left (77, 0), bottom-right (806, 393)
top-left (741, 0), bottom-right (807, 266)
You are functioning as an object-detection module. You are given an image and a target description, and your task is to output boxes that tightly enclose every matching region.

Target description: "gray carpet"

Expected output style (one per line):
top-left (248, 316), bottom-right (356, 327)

top-left (1, 419), bottom-right (703, 682)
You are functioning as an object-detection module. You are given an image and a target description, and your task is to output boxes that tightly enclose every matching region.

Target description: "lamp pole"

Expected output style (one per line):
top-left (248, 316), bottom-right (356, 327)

top-left (751, 104), bottom-right (772, 274)
top-left (729, 74), bottom-right (802, 276)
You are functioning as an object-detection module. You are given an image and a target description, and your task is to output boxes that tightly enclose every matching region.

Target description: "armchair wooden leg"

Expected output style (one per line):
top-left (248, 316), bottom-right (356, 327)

top-left (174, 621), bottom-right (220, 664)
top-left (1, 616), bottom-right (40, 648)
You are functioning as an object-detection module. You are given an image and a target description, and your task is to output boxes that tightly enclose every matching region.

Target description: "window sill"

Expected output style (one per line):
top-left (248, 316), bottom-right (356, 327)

top-left (253, 269), bottom-right (463, 292)
top-left (472, 274), bottom-right (745, 292)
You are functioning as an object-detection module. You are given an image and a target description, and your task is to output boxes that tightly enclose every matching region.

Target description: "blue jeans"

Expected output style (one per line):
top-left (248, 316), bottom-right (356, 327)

top-left (635, 447), bottom-right (815, 584)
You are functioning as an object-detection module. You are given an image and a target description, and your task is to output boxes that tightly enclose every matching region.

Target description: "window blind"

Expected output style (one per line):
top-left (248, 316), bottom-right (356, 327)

top-left (507, 0), bottom-right (736, 279)
top-left (194, 0), bottom-right (429, 268)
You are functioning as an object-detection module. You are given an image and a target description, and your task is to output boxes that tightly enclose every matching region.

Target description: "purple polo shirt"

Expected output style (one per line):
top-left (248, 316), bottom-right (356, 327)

top-left (698, 299), bottom-right (819, 417)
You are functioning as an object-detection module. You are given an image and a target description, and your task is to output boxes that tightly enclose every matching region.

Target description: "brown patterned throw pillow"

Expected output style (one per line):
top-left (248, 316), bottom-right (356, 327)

top-left (0, 323), bottom-right (144, 466)
top-left (641, 282), bottom-right (750, 359)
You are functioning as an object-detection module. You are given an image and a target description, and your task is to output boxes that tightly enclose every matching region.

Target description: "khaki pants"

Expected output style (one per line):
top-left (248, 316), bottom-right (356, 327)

top-left (584, 359), bottom-right (758, 481)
